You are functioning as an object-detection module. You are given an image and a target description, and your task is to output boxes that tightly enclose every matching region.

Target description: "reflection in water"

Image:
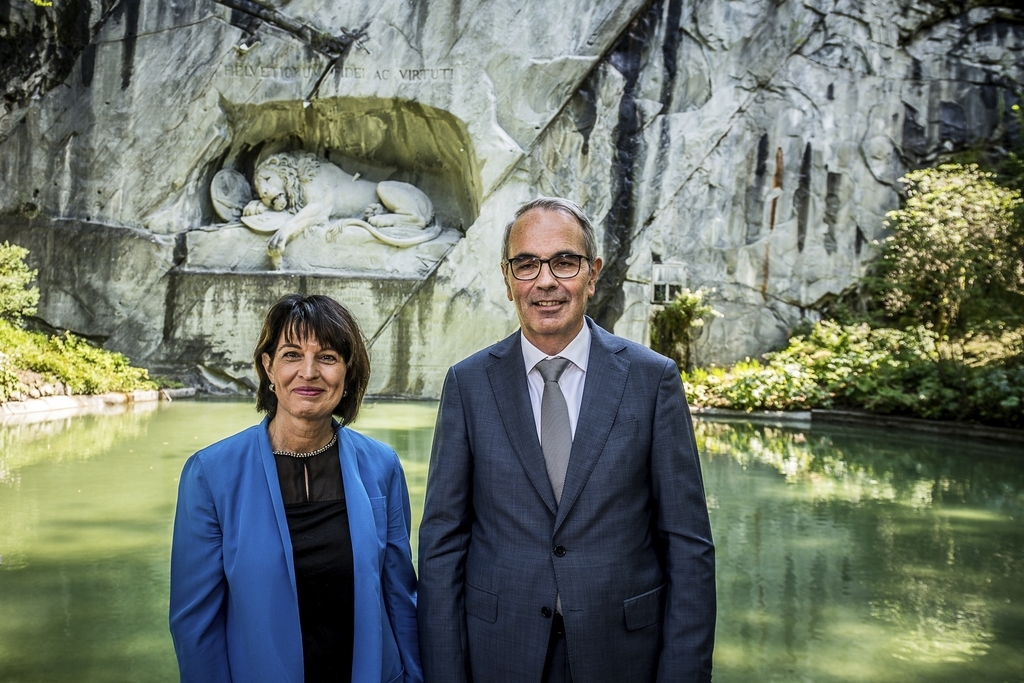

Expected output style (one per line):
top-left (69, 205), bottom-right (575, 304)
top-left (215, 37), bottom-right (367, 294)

top-left (0, 402), bottom-right (1021, 682)
top-left (0, 402), bottom-right (161, 484)
top-left (698, 420), bottom-right (1024, 682)
top-left (0, 401), bottom-right (260, 683)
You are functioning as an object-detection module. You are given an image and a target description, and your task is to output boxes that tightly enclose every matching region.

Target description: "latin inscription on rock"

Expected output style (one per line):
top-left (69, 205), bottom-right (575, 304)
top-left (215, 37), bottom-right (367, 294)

top-left (223, 64), bottom-right (320, 78)
top-left (223, 64), bottom-right (454, 81)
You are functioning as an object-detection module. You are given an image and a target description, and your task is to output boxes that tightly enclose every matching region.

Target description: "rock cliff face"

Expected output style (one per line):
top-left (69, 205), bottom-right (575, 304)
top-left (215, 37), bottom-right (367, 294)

top-left (1, 0), bottom-right (1022, 396)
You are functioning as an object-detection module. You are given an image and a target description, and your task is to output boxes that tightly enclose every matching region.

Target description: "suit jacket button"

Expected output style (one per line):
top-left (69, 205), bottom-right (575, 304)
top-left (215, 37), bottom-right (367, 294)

top-left (553, 545), bottom-right (566, 557)
top-left (541, 606), bottom-right (552, 618)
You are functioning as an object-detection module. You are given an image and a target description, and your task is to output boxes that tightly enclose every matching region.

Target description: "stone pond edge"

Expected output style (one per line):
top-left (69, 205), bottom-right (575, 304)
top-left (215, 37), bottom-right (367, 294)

top-left (0, 388), bottom-right (197, 424)
top-left (3, 391), bottom-right (1019, 445)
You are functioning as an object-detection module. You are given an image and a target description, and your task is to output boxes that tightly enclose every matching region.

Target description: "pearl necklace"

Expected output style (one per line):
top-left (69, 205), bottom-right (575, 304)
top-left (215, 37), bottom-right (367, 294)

top-left (272, 433), bottom-right (338, 459)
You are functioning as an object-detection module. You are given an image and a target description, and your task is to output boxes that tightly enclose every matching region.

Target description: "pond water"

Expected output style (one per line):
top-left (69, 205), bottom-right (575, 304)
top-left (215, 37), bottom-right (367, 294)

top-left (1, 400), bottom-right (1022, 682)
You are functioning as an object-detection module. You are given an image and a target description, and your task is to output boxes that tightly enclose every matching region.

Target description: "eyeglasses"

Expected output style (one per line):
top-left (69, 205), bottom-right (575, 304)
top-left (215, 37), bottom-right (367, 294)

top-left (504, 254), bottom-right (590, 281)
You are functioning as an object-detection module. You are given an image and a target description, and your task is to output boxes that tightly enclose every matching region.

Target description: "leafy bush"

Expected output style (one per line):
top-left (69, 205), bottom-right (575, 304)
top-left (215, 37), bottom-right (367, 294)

top-left (649, 288), bottom-right (720, 371)
top-left (0, 243), bottom-right (157, 401)
top-left (0, 351), bottom-right (19, 402)
top-left (683, 321), bottom-right (1023, 428)
top-left (0, 319), bottom-right (156, 395)
top-left (685, 359), bottom-right (828, 411)
top-left (0, 241), bottom-right (40, 322)
top-left (151, 376), bottom-right (185, 389)
top-left (869, 164), bottom-right (1024, 334)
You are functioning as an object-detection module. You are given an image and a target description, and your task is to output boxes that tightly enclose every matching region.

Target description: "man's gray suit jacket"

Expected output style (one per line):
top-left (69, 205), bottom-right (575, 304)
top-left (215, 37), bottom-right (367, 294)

top-left (418, 318), bottom-right (716, 683)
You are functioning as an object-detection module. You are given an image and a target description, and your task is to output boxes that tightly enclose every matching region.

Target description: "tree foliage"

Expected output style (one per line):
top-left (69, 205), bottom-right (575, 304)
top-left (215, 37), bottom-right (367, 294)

top-left (0, 241), bottom-right (40, 322)
top-left (870, 164), bottom-right (1024, 334)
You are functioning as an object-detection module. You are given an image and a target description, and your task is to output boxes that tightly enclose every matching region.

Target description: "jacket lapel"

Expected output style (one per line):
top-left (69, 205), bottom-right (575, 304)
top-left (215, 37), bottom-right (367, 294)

top-left (257, 416), bottom-right (297, 589)
top-left (337, 425), bottom-right (384, 683)
top-left (555, 319), bottom-right (629, 530)
top-left (486, 331), bottom-right (559, 515)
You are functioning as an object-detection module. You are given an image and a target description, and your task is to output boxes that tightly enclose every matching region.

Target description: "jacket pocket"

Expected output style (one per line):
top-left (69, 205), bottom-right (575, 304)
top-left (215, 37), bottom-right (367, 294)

top-left (607, 418), bottom-right (638, 442)
top-left (465, 582), bottom-right (499, 624)
top-left (623, 583), bottom-right (665, 631)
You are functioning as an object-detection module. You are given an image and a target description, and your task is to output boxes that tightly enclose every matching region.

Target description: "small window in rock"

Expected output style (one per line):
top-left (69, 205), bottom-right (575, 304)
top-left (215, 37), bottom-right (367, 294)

top-left (651, 262), bottom-right (686, 303)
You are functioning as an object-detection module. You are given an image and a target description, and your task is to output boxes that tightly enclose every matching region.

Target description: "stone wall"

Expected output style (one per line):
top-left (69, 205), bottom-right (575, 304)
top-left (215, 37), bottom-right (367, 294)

top-left (1, 0), bottom-right (1022, 396)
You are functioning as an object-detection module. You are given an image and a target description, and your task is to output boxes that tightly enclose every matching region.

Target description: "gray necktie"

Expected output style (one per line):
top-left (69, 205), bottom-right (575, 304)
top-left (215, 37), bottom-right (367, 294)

top-left (537, 357), bottom-right (572, 505)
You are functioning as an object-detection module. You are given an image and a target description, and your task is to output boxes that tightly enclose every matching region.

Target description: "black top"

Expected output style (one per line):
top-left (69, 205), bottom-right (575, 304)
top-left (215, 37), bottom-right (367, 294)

top-left (275, 441), bottom-right (354, 683)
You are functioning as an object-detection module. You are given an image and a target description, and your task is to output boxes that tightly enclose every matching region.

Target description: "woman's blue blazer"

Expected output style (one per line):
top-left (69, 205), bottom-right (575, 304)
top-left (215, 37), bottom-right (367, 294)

top-left (169, 417), bottom-right (422, 683)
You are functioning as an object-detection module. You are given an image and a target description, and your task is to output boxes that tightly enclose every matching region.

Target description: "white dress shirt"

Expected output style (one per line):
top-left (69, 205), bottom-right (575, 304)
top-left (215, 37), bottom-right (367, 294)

top-left (520, 322), bottom-right (592, 443)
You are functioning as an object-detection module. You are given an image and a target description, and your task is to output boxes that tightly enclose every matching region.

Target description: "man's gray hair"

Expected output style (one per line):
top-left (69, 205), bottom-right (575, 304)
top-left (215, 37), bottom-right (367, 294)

top-left (501, 197), bottom-right (599, 262)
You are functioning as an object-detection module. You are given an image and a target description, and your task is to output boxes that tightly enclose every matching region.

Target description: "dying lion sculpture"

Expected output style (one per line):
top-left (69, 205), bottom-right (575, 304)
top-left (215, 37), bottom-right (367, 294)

top-left (241, 151), bottom-right (440, 268)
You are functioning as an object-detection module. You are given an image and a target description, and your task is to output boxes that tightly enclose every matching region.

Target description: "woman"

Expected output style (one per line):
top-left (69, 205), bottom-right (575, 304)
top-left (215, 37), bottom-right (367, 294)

top-left (169, 294), bottom-right (422, 683)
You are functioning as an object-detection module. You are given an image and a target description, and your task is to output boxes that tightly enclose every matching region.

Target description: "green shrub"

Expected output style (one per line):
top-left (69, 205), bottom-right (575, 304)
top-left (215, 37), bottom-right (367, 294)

top-left (0, 319), bottom-right (156, 395)
top-left (0, 351), bottom-right (19, 402)
top-left (685, 359), bottom-right (828, 411)
top-left (649, 288), bottom-right (720, 371)
top-left (772, 322), bottom-right (945, 413)
top-left (0, 243), bottom-right (158, 400)
top-left (0, 241), bottom-right (40, 322)
top-left (151, 376), bottom-right (185, 389)
top-left (960, 361), bottom-right (1024, 425)
top-left (683, 321), bottom-right (1023, 428)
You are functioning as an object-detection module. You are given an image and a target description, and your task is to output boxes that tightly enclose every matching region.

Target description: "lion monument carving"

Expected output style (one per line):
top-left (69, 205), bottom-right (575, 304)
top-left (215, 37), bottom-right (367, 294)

top-left (240, 151), bottom-right (440, 269)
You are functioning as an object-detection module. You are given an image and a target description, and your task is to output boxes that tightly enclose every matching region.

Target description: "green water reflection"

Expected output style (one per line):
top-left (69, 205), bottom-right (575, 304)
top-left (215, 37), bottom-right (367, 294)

top-left (0, 401), bottom-right (1021, 682)
top-left (698, 420), bottom-right (1024, 682)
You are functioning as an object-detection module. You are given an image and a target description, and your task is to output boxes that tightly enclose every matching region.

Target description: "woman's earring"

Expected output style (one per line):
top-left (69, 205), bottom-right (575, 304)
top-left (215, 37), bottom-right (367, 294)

top-left (343, 390), bottom-right (348, 397)
top-left (269, 382), bottom-right (276, 392)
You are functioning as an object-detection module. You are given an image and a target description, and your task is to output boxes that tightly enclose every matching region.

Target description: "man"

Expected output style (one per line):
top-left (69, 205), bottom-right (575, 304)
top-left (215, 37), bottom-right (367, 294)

top-left (418, 197), bottom-right (716, 683)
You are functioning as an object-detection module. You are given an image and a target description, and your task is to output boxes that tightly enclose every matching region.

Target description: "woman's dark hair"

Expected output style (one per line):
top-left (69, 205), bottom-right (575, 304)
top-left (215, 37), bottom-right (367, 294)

top-left (253, 294), bottom-right (370, 425)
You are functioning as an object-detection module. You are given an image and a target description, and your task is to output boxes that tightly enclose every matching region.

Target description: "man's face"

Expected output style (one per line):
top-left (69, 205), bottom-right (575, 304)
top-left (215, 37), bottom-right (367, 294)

top-left (502, 207), bottom-right (603, 356)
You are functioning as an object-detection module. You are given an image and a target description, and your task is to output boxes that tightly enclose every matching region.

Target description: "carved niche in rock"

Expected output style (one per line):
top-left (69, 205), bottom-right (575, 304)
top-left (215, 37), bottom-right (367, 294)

top-left (210, 151), bottom-right (442, 270)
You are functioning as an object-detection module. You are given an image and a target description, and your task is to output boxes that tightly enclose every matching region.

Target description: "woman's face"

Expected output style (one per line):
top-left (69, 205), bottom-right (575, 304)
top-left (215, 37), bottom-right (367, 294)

top-left (262, 331), bottom-right (347, 426)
